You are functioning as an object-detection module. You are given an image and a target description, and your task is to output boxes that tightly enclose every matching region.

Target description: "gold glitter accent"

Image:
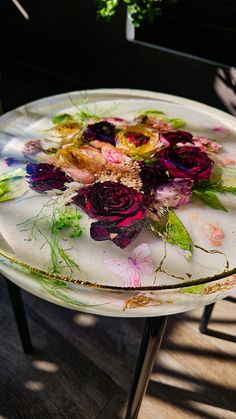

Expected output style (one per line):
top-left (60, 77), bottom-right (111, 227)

top-left (1, 248), bottom-right (236, 292)
top-left (203, 283), bottom-right (227, 294)
top-left (98, 160), bottom-right (142, 191)
top-left (203, 277), bottom-right (236, 295)
top-left (123, 295), bottom-right (173, 311)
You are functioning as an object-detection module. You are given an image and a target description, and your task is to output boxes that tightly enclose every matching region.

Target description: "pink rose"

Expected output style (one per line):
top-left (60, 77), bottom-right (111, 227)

top-left (101, 145), bottom-right (130, 164)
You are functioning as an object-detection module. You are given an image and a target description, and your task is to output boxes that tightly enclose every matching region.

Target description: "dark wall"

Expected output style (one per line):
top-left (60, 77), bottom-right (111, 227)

top-left (0, 0), bottom-right (227, 112)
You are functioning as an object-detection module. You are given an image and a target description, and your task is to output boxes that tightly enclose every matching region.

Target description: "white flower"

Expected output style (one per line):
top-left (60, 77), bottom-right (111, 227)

top-left (46, 182), bottom-right (83, 207)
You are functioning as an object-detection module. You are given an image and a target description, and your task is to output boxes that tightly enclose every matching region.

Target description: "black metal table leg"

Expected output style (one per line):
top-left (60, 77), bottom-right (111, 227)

top-left (199, 303), bottom-right (215, 334)
top-left (6, 279), bottom-right (33, 354)
top-left (125, 316), bottom-right (167, 419)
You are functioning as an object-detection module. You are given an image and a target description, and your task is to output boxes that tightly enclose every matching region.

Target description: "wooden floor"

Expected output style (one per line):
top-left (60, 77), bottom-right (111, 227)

top-left (0, 279), bottom-right (236, 419)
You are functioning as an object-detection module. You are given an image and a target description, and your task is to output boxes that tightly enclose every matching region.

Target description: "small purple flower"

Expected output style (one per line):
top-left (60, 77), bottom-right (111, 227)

top-left (84, 121), bottom-right (116, 145)
top-left (26, 163), bottom-right (70, 193)
top-left (154, 179), bottom-right (194, 209)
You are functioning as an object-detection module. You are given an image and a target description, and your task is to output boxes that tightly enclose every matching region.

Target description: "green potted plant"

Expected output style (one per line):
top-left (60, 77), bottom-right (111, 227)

top-left (96, 0), bottom-right (177, 27)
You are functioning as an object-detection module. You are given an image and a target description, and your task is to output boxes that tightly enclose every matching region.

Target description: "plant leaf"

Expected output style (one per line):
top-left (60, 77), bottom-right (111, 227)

top-left (0, 168), bottom-right (28, 202)
top-left (0, 168), bottom-right (25, 182)
top-left (194, 174), bottom-right (236, 196)
top-left (181, 284), bottom-right (205, 294)
top-left (149, 218), bottom-right (166, 237)
top-left (204, 183), bottom-right (236, 195)
top-left (52, 113), bottom-right (74, 124)
top-left (166, 209), bottom-right (193, 253)
top-left (96, 0), bottom-right (119, 22)
top-left (149, 209), bottom-right (193, 254)
top-left (218, 185), bottom-right (236, 194)
top-left (137, 109), bottom-right (166, 117)
top-left (169, 118), bottom-right (186, 128)
top-left (193, 189), bottom-right (227, 212)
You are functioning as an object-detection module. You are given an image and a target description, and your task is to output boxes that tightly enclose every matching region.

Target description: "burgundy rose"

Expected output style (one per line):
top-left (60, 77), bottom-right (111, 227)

top-left (90, 220), bottom-right (145, 249)
top-left (139, 161), bottom-right (168, 194)
top-left (158, 146), bottom-right (213, 180)
top-left (26, 163), bottom-right (70, 193)
top-left (84, 121), bottom-right (116, 145)
top-left (73, 181), bottom-right (150, 248)
top-left (162, 130), bottom-right (193, 147)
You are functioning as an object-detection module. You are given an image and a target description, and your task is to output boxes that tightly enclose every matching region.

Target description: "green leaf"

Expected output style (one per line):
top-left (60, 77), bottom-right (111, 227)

top-left (194, 173), bottom-right (236, 196)
top-left (219, 185), bottom-right (236, 194)
top-left (54, 208), bottom-right (83, 239)
top-left (0, 168), bottom-right (25, 182)
top-left (137, 109), bottom-right (165, 117)
top-left (96, 0), bottom-right (164, 27)
top-left (169, 118), bottom-right (186, 128)
top-left (149, 218), bottom-right (167, 237)
top-left (52, 113), bottom-right (74, 124)
top-left (136, 109), bottom-right (167, 121)
top-left (96, 0), bottom-right (119, 22)
top-left (136, 110), bottom-right (186, 128)
top-left (198, 182), bottom-right (236, 196)
top-left (149, 209), bottom-right (193, 254)
top-left (181, 284), bottom-right (205, 294)
top-left (0, 168), bottom-right (28, 202)
top-left (193, 189), bottom-right (227, 212)
top-left (166, 209), bottom-right (193, 253)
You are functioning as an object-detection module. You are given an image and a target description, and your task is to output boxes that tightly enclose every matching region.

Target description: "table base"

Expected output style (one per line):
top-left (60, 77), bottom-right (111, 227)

top-left (6, 278), bottom-right (32, 355)
top-left (125, 316), bottom-right (167, 419)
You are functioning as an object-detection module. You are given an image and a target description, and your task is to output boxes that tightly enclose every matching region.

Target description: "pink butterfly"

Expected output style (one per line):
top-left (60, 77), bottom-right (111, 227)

top-left (104, 243), bottom-right (154, 288)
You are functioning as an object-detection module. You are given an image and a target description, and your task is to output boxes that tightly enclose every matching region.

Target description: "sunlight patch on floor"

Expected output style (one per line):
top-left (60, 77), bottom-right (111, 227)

top-left (32, 360), bottom-right (59, 373)
top-left (24, 380), bottom-right (45, 391)
top-left (73, 313), bottom-right (98, 327)
top-left (190, 400), bottom-right (236, 419)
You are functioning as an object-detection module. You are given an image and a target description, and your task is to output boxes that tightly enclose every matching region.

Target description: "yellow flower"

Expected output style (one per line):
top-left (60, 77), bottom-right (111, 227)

top-left (116, 125), bottom-right (162, 159)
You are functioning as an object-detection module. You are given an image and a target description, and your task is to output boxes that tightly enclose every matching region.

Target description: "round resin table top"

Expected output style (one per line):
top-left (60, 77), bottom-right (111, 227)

top-left (0, 89), bottom-right (236, 317)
